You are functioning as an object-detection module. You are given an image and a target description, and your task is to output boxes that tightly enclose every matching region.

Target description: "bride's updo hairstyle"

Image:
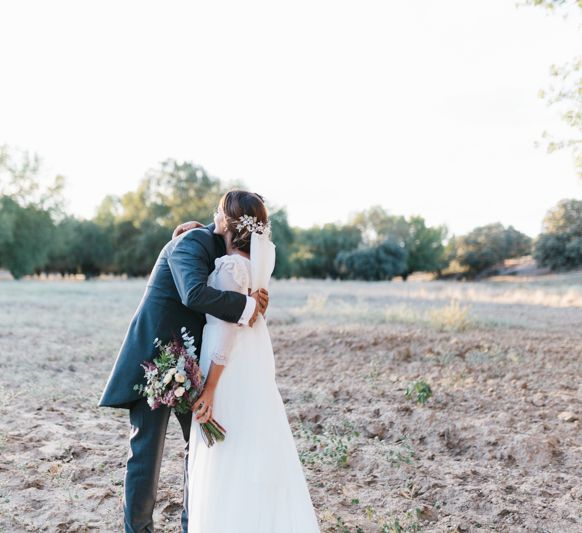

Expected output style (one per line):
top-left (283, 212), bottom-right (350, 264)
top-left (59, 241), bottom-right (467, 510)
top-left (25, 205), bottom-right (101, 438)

top-left (220, 190), bottom-right (269, 254)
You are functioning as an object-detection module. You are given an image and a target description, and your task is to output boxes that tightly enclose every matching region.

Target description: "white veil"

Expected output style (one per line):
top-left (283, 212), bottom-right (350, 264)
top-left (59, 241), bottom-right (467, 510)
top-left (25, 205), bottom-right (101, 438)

top-left (249, 230), bottom-right (276, 291)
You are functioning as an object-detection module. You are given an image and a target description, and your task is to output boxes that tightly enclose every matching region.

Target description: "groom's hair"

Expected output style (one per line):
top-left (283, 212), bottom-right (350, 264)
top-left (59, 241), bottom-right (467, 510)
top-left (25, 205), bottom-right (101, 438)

top-left (220, 189), bottom-right (269, 254)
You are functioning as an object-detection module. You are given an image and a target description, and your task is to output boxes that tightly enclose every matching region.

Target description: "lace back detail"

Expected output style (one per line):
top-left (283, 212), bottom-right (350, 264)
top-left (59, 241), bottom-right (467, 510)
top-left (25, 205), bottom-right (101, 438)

top-left (212, 254), bottom-right (250, 294)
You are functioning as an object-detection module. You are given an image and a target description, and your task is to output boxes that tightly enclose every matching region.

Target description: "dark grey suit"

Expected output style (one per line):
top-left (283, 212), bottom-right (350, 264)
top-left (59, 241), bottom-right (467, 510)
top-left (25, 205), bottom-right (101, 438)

top-left (98, 223), bottom-right (247, 533)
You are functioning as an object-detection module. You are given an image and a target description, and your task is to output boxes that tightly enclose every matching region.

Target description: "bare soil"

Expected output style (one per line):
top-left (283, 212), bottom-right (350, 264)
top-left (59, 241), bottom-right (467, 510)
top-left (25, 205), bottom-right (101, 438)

top-left (0, 274), bottom-right (580, 532)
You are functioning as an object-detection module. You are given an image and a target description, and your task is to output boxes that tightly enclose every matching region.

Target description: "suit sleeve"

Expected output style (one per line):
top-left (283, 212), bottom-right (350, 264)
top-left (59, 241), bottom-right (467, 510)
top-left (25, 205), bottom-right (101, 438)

top-left (167, 231), bottom-right (247, 323)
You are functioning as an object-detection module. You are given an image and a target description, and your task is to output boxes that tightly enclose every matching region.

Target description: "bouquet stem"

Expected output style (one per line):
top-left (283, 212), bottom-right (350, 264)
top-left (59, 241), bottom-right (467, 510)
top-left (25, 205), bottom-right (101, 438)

top-left (200, 417), bottom-right (226, 447)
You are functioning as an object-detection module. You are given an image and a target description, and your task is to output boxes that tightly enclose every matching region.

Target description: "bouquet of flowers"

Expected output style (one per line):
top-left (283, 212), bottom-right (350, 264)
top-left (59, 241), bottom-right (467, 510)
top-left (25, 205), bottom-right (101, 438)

top-left (133, 327), bottom-right (226, 447)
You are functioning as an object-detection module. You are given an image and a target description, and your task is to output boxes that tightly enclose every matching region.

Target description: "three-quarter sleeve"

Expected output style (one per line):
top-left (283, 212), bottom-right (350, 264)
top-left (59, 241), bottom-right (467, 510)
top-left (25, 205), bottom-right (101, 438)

top-left (209, 256), bottom-right (250, 366)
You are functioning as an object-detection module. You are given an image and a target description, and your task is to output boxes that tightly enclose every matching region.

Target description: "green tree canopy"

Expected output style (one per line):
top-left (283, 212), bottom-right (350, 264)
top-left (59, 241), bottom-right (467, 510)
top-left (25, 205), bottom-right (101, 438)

top-left (335, 238), bottom-right (408, 281)
top-left (522, 0), bottom-right (582, 178)
top-left (0, 197), bottom-right (55, 279)
top-left (350, 207), bottom-right (449, 279)
top-left (454, 222), bottom-right (533, 276)
top-left (350, 206), bottom-right (409, 245)
top-left (0, 145), bottom-right (65, 278)
top-left (268, 206), bottom-right (294, 278)
top-left (290, 223), bottom-right (362, 279)
top-left (534, 198), bottom-right (582, 270)
top-left (99, 159), bottom-right (226, 231)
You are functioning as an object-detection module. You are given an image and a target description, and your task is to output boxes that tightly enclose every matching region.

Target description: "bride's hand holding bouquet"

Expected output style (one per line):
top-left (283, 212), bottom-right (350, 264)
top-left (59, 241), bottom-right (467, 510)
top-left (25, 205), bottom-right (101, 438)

top-left (133, 327), bottom-right (226, 447)
top-left (192, 376), bottom-right (217, 424)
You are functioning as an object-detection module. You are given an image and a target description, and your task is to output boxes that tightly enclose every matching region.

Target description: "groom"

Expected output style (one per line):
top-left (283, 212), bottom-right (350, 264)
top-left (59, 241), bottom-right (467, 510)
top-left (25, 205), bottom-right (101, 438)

top-left (98, 220), bottom-right (269, 533)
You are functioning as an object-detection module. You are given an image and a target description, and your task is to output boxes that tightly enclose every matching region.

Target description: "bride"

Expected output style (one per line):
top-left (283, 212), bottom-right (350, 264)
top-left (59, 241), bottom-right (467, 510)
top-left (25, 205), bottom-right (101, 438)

top-left (186, 190), bottom-right (320, 533)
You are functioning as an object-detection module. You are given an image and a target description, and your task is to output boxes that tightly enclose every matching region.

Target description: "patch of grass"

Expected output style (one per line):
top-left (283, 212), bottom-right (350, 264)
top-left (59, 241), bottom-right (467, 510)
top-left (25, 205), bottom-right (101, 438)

top-left (333, 515), bottom-right (365, 533)
top-left (365, 356), bottom-right (383, 383)
top-left (405, 380), bottom-right (432, 405)
top-left (302, 293), bottom-right (329, 314)
top-left (381, 508), bottom-right (423, 533)
top-left (426, 299), bottom-right (474, 332)
top-left (384, 435), bottom-right (416, 467)
top-left (297, 421), bottom-right (359, 468)
top-left (384, 304), bottom-right (423, 325)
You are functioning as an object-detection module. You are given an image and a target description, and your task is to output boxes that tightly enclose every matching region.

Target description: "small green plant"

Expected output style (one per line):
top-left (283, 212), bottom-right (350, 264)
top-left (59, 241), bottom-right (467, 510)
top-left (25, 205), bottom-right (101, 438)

top-left (365, 359), bottom-right (382, 383)
top-left (333, 515), bottom-right (364, 533)
top-left (297, 421), bottom-right (359, 468)
top-left (405, 380), bottom-right (432, 405)
top-left (381, 508), bottom-right (423, 533)
top-left (385, 435), bottom-right (416, 467)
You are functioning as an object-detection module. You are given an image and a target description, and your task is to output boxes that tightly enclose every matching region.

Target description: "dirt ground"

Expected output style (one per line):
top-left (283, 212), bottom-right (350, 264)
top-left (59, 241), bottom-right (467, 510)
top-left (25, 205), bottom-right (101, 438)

top-left (0, 273), bottom-right (580, 532)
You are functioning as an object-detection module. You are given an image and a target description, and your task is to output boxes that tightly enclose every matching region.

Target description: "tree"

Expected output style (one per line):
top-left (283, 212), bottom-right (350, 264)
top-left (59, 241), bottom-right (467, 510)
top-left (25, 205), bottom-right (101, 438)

top-left (350, 206), bottom-right (409, 245)
top-left (95, 159), bottom-right (227, 231)
top-left (454, 223), bottom-right (533, 277)
top-left (522, 1), bottom-right (582, 178)
top-left (0, 144), bottom-right (67, 218)
top-left (43, 215), bottom-right (81, 276)
top-left (0, 145), bottom-right (70, 278)
top-left (290, 223), bottom-right (362, 278)
top-left (400, 216), bottom-right (449, 280)
top-left (351, 207), bottom-right (449, 279)
top-left (268, 206), bottom-right (294, 278)
top-left (534, 198), bottom-right (582, 270)
top-left (335, 238), bottom-right (408, 281)
top-left (0, 197), bottom-right (55, 279)
top-left (69, 220), bottom-right (115, 278)
top-left (0, 195), bottom-right (17, 253)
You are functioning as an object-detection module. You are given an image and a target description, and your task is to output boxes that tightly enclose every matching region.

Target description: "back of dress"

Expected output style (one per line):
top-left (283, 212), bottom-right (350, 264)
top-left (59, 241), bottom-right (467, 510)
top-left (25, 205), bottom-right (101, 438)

top-left (188, 252), bottom-right (320, 533)
top-left (206, 254), bottom-right (251, 326)
top-left (200, 253), bottom-right (272, 375)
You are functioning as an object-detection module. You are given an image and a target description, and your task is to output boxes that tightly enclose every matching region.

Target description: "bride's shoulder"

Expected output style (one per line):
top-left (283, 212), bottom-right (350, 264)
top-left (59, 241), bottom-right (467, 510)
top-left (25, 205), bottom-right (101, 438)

top-left (214, 253), bottom-right (250, 267)
top-left (213, 254), bottom-right (250, 287)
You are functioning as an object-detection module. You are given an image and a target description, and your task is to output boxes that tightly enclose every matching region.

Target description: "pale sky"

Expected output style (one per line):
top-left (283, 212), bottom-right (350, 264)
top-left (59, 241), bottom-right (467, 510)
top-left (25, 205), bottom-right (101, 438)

top-left (1, 0), bottom-right (581, 238)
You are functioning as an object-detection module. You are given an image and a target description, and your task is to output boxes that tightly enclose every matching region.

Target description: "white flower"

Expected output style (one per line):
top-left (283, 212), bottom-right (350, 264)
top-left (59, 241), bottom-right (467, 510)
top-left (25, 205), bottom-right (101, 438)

top-left (174, 373), bottom-right (186, 383)
top-left (174, 387), bottom-right (185, 397)
top-left (181, 326), bottom-right (187, 333)
top-left (163, 368), bottom-right (177, 385)
top-left (236, 214), bottom-right (271, 237)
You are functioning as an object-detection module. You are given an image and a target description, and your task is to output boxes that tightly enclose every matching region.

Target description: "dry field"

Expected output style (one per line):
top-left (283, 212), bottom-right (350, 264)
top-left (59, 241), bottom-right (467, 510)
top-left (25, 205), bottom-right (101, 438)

top-left (0, 272), bottom-right (581, 532)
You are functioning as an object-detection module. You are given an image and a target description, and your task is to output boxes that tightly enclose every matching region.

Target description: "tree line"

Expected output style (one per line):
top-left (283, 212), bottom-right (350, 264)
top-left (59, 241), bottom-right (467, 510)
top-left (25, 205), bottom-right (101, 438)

top-left (1, 146), bottom-right (581, 281)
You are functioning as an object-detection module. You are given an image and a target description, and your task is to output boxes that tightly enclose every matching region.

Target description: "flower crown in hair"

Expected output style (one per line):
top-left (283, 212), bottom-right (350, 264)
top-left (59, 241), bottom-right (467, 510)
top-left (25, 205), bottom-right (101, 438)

top-left (236, 214), bottom-right (271, 237)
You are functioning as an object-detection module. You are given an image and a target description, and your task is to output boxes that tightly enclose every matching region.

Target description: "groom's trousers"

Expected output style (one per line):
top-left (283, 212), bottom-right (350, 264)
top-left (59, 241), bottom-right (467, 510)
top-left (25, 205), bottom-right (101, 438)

top-left (124, 397), bottom-right (193, 533)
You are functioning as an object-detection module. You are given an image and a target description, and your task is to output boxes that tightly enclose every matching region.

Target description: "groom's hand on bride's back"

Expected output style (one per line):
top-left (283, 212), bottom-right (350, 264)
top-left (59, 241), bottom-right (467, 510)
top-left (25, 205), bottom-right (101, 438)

top-left (249, 289), bottom-right (269, 327)
top-left (172, 220), bottom-right (205, 239)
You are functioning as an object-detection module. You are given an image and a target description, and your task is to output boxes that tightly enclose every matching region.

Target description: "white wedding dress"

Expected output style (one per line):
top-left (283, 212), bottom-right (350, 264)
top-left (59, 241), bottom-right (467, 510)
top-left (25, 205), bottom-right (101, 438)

top-left (187, 253), bottom-right (320, 533)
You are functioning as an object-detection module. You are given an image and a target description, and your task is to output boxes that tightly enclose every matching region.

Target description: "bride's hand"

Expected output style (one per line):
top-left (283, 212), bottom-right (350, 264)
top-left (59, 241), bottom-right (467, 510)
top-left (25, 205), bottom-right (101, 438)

top-left (192, 386), bottom-right (215, 424)
top-left (172, 220), bottom-right (204, 239)
top-left (249, 289), bottom-right (269, 326)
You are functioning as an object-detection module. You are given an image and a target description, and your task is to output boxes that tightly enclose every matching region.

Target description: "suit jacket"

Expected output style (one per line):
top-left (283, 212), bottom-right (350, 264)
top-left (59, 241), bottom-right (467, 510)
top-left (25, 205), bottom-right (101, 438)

top-left (98, 223), bottom-right (247, 409)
